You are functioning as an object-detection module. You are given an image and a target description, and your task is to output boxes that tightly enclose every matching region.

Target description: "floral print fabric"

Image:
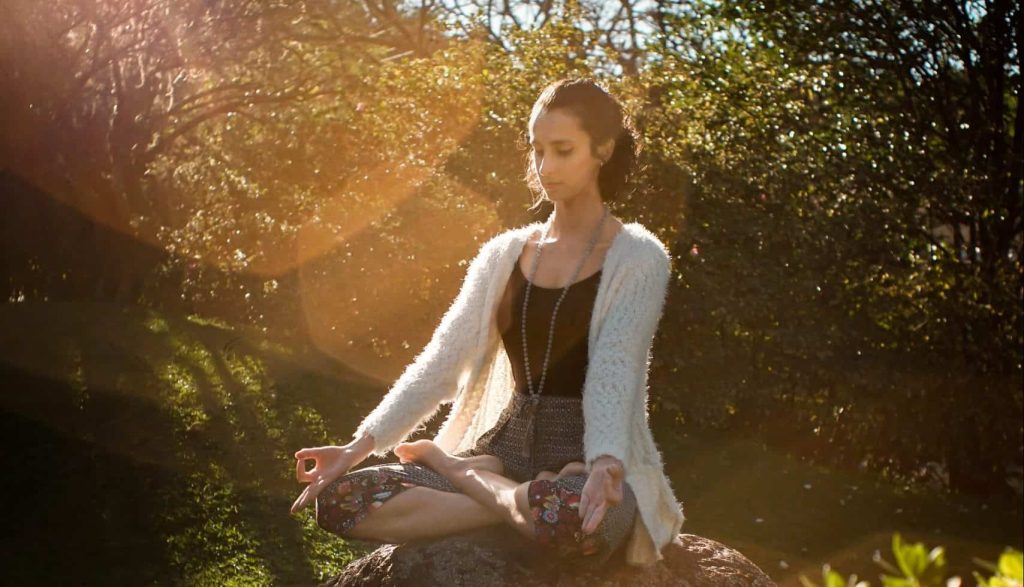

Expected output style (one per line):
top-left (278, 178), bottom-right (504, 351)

top-left (316, 470), bottom-right (417, 538)
top-left (527, 479), bottom-right (606, 558)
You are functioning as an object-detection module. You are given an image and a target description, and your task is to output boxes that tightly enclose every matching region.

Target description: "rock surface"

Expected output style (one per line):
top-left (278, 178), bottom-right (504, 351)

top-left (320, 526), bottom-right (776, 587)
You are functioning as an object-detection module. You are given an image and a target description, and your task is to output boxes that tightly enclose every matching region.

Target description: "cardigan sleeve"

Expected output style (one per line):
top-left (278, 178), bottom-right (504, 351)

top-left (351, 236), bottom-right (499, 458)
top-left (583, 242), bottom-right (672, 472)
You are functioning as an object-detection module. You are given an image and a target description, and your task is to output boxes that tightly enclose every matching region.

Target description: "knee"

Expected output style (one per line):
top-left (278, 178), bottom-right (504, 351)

top-left (314, 479), bottom-right (354, 535)
top-left (317, 488), bottom-right (400, 543)
top-left (314, 474), bottom-right (398, 542)
top-left (526, 479), bottom-right (605, 555)
top-left (528, 477), bottom-right (636, 533)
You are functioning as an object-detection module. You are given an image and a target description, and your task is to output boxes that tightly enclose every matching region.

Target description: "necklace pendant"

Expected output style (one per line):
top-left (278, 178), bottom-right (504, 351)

top-left (520, 397), bottom-right (540, 459)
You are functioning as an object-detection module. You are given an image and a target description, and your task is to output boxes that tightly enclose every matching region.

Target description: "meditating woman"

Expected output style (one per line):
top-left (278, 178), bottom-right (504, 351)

top-left (290, 78), bottom-right (685, 569)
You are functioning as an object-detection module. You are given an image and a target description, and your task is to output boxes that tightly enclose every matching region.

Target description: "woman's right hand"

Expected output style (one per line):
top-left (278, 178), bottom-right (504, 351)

top-left (290, 445), bottom-right (361, 515)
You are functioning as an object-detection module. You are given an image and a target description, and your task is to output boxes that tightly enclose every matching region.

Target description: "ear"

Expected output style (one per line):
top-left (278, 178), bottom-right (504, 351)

top-left (597, 138), bottom-right (615, 163)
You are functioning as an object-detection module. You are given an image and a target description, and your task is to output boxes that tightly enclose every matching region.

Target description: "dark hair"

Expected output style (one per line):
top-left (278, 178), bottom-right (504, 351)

top-left (518, 78), bottom-right (640, 211)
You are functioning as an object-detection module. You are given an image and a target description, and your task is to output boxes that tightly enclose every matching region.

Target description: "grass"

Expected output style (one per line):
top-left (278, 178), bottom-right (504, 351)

top-left (0, 301), bottom-right (381, 585)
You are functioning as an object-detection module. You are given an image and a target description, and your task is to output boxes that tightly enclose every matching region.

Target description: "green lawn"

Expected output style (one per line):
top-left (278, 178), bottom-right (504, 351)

top-left (0, 301), bottom-right (381, 585)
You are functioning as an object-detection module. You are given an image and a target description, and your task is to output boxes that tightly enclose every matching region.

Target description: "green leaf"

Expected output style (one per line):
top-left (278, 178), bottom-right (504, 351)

top-left (997, 550), bottom-right (1023, 582)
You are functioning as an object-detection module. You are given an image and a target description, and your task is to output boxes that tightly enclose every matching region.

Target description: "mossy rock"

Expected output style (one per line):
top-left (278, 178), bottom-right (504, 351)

top-left (321, 526), bottom-right (775, 587)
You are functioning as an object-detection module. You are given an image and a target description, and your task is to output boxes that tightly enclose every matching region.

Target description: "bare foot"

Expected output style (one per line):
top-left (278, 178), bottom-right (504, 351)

top-left (462, 454), bottom-right (504, 476)
top-left (557, 461), bottom-right (587, 478)
top-left (534, 461), bottom-right (587, 481)
top-left (394, 440), bottom-right (503, 478)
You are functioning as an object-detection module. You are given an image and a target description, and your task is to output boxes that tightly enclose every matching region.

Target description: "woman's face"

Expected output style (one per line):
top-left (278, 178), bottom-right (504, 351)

top-left (529, 108), bottom-right (610, 202)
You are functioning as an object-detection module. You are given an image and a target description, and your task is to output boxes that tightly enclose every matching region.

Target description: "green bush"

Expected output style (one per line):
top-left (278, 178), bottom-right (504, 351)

top-left (799, 532), bottom-right (1022, 587)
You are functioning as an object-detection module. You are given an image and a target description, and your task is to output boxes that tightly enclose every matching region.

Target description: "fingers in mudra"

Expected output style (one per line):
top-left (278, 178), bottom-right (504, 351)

top-left (291, 446), bottom-right (355, 514)
top-left (604, 462), bottom-right (625, 502)
top-left (295, 453), bottom-right (314, 483)
top-left (578, 461), bottom-right (625, 534)
top-left (581, 502), bottom-right (607, 535)
top-left (292, 450), bottom-right (326, 513)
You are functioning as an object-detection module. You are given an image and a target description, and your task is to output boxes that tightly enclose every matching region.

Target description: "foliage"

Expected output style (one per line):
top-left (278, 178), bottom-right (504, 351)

top-left (0, 0), bottom-right (1019, 495)
top-left (799, 532), bottom-right (1022, 587)
top-left (642, 0), bottom-right (1021, 495)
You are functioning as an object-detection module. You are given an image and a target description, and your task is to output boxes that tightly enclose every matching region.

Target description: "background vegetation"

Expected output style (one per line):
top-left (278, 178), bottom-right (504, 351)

top-left (0, 0), bottom-right (1019, 584)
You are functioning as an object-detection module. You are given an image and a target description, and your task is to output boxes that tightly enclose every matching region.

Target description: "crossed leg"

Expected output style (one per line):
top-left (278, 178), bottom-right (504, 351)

top-left (334, 454), bottom-right (508, 543)
top-left (339, 487), bottom-right (500, 543)
top-left (325, 445), bottom-right (586, 544)
top-left (394, 440), bottom-right (587, 542)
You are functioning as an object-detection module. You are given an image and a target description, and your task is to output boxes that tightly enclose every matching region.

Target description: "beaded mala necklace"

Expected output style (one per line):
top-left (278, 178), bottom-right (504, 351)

top-left (519, 205), bottom-right (610, 459)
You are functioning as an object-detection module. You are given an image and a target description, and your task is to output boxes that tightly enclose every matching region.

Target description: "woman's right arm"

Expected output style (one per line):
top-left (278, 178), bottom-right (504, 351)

top-left (349, 235), bottom-right (501, 458)
top-left (347, 431), bottom-right (377, 462)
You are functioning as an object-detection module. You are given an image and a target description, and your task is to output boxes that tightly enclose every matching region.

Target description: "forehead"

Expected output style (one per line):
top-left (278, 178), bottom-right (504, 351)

top-left (528, 108), bottom-right (586, 145)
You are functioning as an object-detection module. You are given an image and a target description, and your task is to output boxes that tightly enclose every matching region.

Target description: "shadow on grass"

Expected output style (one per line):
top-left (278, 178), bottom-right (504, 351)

top-left (0, 301), bottom-right (384, 585)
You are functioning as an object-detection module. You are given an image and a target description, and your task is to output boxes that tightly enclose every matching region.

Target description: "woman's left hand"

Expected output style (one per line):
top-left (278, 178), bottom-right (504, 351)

top-left (578, 458), bottom-right (625, 534)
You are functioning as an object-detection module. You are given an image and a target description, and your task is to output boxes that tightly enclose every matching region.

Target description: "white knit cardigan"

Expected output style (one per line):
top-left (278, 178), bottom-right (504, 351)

top-left (352, 220), bottom-right (686, 566)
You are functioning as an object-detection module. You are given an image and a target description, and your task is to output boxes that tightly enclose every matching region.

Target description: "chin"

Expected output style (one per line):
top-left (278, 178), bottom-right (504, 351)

top-left (544, 186), bottom-right (577, 201)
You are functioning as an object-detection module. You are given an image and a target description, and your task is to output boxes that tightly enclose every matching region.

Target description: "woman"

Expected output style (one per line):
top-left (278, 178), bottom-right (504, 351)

top-left (290, 78), bottom-right (685, 569)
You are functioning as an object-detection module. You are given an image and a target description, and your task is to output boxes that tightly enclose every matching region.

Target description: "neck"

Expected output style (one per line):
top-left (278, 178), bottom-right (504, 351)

top-left (545, 196), bottom-right (607, 243)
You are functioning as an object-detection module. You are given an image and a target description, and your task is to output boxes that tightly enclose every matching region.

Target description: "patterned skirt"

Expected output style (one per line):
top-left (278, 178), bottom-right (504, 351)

top-left (315, 392), bottom-right (638, 568)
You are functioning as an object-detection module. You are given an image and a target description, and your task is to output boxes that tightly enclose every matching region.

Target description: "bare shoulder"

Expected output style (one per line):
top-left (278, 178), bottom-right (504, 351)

top-left (478, 222), bottom-right (542, 257)
top-left (605, 215), bottom-right (627, 244)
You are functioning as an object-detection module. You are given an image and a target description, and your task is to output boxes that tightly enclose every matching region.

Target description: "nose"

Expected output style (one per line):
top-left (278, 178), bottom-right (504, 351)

top-left (536, 155), bottom-right (557, 179)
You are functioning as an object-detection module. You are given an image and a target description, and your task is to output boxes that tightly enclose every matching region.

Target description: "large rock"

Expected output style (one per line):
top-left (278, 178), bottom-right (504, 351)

top-left (321, 525), bottom-right (776, 587)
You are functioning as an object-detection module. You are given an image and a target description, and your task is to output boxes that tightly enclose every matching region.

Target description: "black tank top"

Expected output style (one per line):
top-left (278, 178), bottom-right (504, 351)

top-left (496, 255), bottom-right (602, 398)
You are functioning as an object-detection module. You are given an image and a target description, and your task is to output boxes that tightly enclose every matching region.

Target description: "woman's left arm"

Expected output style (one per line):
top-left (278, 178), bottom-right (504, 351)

top-left (579, 244), bottom-right (672, 532)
